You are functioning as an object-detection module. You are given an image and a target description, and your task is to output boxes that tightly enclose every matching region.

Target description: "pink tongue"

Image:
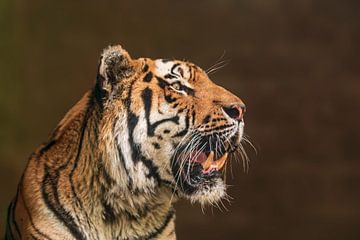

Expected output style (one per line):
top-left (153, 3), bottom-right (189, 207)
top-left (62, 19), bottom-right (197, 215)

top-left (191, 152), bottom-right (207, 163)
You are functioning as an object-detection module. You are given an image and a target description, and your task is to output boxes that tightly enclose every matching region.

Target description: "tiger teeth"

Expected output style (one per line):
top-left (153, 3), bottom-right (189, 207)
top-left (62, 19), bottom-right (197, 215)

top-left (202, 151), bottom-right (214, 170)
top-left (215, 152), bottom-right (228, 170)
top-left (201, 151), bottom-right (228, 172)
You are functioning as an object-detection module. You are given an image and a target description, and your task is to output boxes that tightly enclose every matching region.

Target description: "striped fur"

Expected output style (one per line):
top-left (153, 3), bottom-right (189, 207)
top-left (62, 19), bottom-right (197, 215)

top-left (5, 45), bottom-right (246, 239)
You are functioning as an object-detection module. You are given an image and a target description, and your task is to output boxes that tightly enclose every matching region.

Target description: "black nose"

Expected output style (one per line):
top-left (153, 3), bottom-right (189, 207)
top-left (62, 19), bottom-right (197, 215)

top-left (222, 104), bottom-right (245, 120)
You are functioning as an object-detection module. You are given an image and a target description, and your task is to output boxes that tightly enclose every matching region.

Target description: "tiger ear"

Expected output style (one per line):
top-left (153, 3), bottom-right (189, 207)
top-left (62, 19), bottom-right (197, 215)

top-left (97, 45), bottom-right (134, 87)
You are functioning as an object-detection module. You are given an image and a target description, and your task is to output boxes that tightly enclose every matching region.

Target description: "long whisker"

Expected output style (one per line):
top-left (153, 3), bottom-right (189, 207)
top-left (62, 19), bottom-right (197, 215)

top-left (205, 50), bottom-right (230, 75)
top-left (206, 60), bottom-right (230, 75)
top-left (170, 130), bottom-right (199, 202)
top-left (184, 136), bottom-right (203, 182)
top-left (242, 134), bottom-right (258, 155)
top-left (175, 133), bottom-right (200, 185)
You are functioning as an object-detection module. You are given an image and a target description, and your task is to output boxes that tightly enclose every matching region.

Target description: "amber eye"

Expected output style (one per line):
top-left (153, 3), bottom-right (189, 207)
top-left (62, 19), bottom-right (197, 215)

top-left (170, 82), bottom-right (182, 91)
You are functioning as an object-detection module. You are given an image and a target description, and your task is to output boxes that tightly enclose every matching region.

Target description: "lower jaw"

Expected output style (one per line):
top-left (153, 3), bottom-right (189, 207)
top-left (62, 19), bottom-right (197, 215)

top-left (174, 171), bottom-right (225, 202)
top-left (184, 178), bottom-right (227, 205)
top-left (172, 163), bottom-right (221, 191)
top-left (171, 156), bottom-right (227, 203)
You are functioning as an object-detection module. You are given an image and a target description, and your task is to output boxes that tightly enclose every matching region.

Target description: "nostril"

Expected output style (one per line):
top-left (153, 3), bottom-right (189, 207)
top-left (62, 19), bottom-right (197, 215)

top-left (223, 105), bottom-right (241, 120)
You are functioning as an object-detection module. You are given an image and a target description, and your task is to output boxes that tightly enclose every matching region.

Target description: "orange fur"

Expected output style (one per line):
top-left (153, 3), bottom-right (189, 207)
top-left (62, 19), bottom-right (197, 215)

top-left (5, 45), bottom-right (245, 240)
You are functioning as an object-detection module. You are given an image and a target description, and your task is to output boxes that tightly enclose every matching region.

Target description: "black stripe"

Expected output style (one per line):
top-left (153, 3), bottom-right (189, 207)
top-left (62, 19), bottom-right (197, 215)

top-left (143, 209), bottom-right (175, 240)
top-left (128, 112), bottom-right (140, 163)
top-left (202, 115), bottom-right (211, 124)
top-left (125, 79), bottom-right (156, 187)
top-left (100, 161), bottom-right (116, 186)
top-left (20, 178), bottom-right (52, 240)
top-left (152, 142), bottom-right (161, 149)
top-left (5, 190), bottom-right (20, 240)
top-left (5, 201), bottom-right (15, 240)
top-left (178, 108), bottom-right (185, 113)
top-left (182, 85), bottom-right (195, 96)
top-left (116, 142), bottom-right (133, 188)
top-left (125, 81), bottom-right (172, 186)
top-left (150, 116), bottom-right (180, 136)
top-left (142, 64), bottom-right (149, 72)
top-left (40, 93), bottom-right (100, 240)
top-left (42, 166), bottom-right (85, 240)
top-left (156, 76), bottom-right (168, 89)
top-left (143, 71), bottom-right (153, 82)
top-left (38, 140), bottom-right (56, 157)
top-left (68, 93), bottom-right (99, 238)
top-left (141, 87), bottom-right (179, 136)
top-left (140, 157), bottom-right (162, 185)
top-left (172, 112), bottom-right (190, 138)
top-left (164, 73), bottom-right (177, 79)
top-left (170, 63), bottom-right (180, 76)
top-left (125, 80), bottom-right (142, 165)
top-left (30, 233), bottom-right (40, 240)
top-left (188, 65), bottom-right (193, 81)
top-left (161, 179), bottom-right (175, 187)
top-left (93, 77), bottom-right (108, 108)
top-left (191, 110), bottom-right (196, 125)
top-left (102, 199), bottom-right (117, 224)
top-left (165, 95), bottom-right (177, 103)
top-left (11, 189), bottom-right (21, 238)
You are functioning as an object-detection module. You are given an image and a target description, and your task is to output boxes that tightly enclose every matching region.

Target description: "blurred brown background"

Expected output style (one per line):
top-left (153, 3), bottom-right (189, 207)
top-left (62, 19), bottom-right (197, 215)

top-left (1, 0), bottom-right (360, 239)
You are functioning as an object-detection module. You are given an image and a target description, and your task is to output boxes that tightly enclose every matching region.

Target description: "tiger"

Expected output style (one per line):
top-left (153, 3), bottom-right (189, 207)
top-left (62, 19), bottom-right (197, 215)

top-left (5, 44), bottom-right (246, 240)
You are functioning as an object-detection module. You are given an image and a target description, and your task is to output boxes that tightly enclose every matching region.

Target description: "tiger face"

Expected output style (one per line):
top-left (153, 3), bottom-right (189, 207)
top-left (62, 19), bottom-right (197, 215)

top-left (98, 45), bottom-right (245, 206)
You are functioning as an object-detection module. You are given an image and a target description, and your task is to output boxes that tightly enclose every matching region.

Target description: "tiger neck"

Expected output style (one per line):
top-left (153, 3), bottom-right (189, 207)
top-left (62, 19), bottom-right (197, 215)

top-left (69, 91), bottom-right (176, 236)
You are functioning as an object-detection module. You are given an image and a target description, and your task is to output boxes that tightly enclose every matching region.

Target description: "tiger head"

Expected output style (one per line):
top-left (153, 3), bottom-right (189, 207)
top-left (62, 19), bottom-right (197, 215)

top-left (96, 45), bottom-right (246, 206)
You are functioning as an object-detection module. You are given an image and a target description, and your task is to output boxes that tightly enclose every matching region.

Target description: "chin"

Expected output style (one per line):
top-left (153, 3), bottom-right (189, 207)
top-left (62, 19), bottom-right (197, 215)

top-left (186, 178), bottom-right (227, 205)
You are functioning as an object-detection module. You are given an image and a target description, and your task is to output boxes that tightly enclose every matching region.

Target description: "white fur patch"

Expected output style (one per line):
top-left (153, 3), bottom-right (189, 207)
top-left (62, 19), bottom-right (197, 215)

top-left (188, 178), bottom-right (227, 206)
top-left (154, 60), bottom-right (193, 88)
top-left (116, 114), bottom-right (134, 171)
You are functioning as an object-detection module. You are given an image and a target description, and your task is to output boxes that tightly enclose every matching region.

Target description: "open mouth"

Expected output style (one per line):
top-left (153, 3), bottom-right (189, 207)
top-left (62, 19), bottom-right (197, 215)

top-left (169, 121), bottom-right (245, 203)
top-left (171, 135), bottom-right (239, 195)
top-left (191, 150), bottom-right (228, 174)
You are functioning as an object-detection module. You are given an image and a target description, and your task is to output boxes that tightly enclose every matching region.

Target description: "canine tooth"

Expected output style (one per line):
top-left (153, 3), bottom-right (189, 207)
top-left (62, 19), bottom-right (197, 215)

top-left (215, 152), bottom-right (228, 170)
top-left (202, 151), bottom-right (214, 170)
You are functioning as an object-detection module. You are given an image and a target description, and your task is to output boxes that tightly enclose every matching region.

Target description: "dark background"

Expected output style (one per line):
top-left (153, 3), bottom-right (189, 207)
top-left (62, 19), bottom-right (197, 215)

top-left (1, 0), bottom-right (359, 239)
